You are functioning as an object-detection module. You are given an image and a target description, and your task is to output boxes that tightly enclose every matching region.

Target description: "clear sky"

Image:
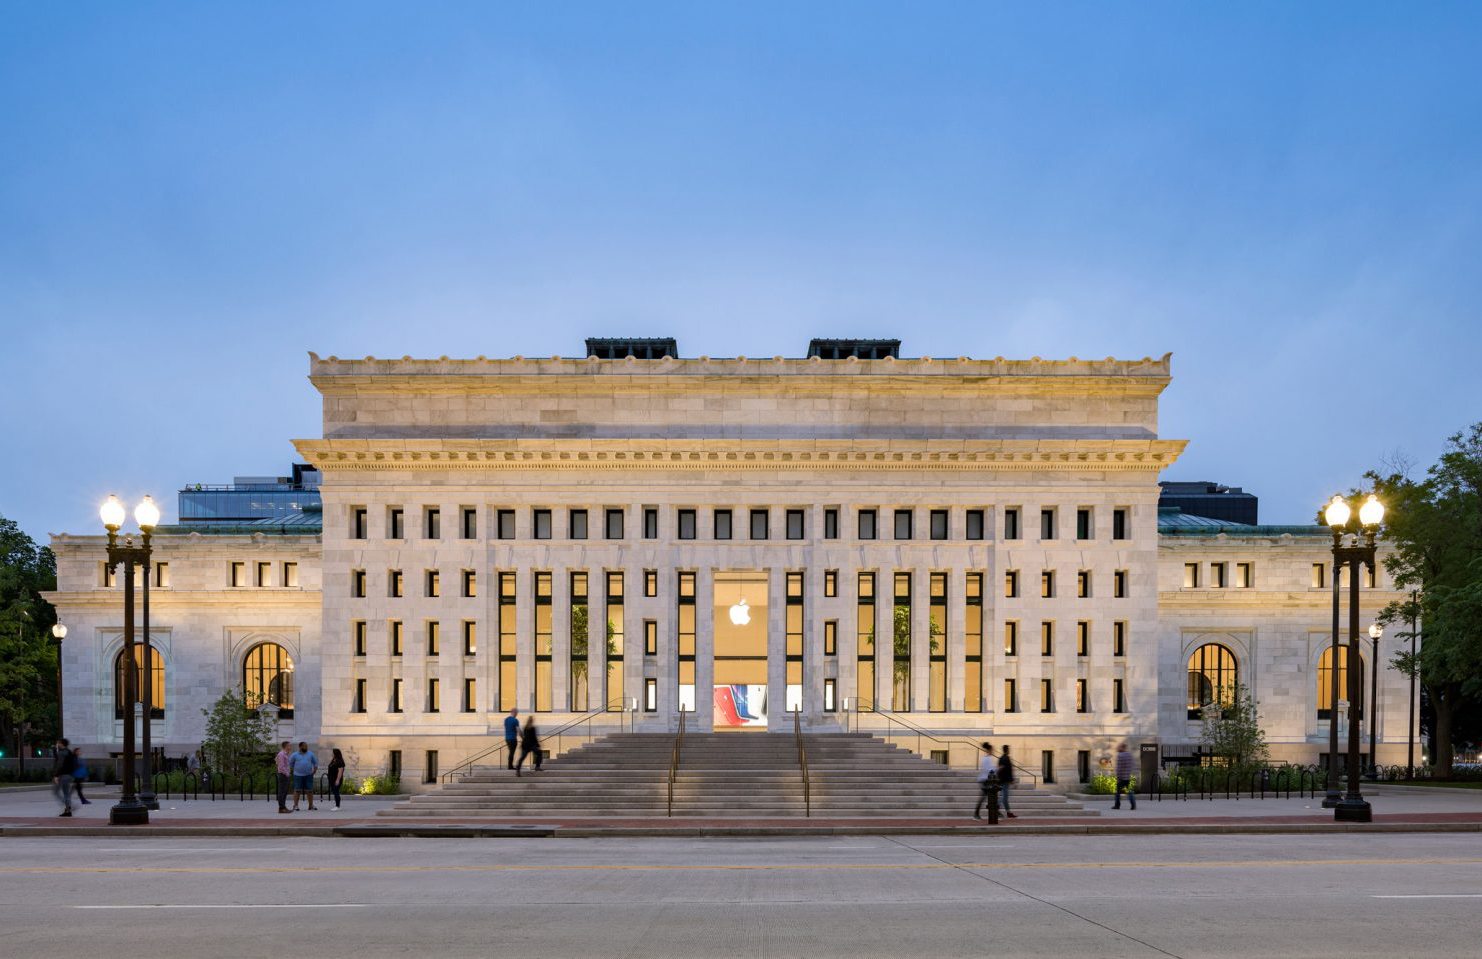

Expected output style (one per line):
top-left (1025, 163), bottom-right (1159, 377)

top-left (3, 2), bottom-right (1480, 542)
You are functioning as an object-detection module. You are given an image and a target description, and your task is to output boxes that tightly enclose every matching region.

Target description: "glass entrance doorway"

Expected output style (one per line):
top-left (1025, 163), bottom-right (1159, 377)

top-left (714, 571), bottom-right (768, 728)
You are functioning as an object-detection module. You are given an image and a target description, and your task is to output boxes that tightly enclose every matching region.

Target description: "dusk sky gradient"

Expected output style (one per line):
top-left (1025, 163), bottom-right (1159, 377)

top-left (3, 3), bottom-right (1480, 542)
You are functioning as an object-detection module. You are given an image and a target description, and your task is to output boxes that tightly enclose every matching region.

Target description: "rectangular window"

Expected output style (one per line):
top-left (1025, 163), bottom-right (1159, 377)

top-left (1041, 621), bottom-right (1054, 657)
top-left (351, 569), bottom-right (366, 598)
top-left (460, 507), bottom-right (477, 540)
top-left (677, 571), bottom-right (695, 713)
top-left (824, 570), bottom-right (838, 597)
top-left (1183, 563), bottom-right (1200, 589)
top-left (353, 621), bottom-right (367, 657)
top-left (535, 571), bottom-right (553, 712)
top-left (644, 619), bottom-right (658, 656)
top-left (1041, 750), bottom-right (1056, 784)
top-left (497, 510), bottom-right (515, 540)
top-left (1005, 620), bottom-right (1019, 656)
top-left (230, 561), bottom-right (245, 588)
top-left (1004, 678), bottom-right (1018, 712)
top-left (1077, 678), bottom-right (1089, 713)
top-left (1040, 508), bottom-right (1057, 540)
top-left (499, 572), bottom-right (517, 711)
top-left (425, 507), bottom-right (441, 540)
top-left (462, 620), bottom-right (476, 656)
top-left (965, 572), bottom-right (983, 712)
top-left (786, 572), bottom-right (804, 713)
top-left (677, 509), bottom-right (696, 540)
top-left (858, 509), bottom-right (877, 540)
top-left (605, 508), bottom-right (624, 540)
top-left (427, 620), bottom-right (440, 657)
top-left (929, 572), bottom-right (947, 712)
top-left (824, 677), bottom-right (837, 712)
top-left (643, 507), bottom-right (658, 540)
top-left (427, 678), bottom-right (440, 713)
top-left (533, 509), bottom-right (552, 540)
top-left (749, 509), bottom-right (769, 540)
top-left (965, 509), bottom-right (984, 540)
top-left (1077, 570), bottom-right (1091, 598)
top-left (425, 569), bottom-right (440, 598)
top-left (824, 619), bottom-right (838, 656)
top-left (605, 572), bottom-right (625, 711)
top-left (571, 572), bottom-right (590, 711)
top-left (569, 509), bottom-right (588, 540)
top-left (389, 508), bottom-right (404, 540)
top-left (856, 572), bottom-right (875, 711)
top-left (892, 572), bottom-right (912, 711)
top-left (1113, 570), bottom-right (1128, 598)
top-left (1113, 678), bottom-right (1126, 713)
top-left (1077, 621), bottom-right (1090, 657)
top-left (102, 563), bottom-right (117, 588)
top-left (714, 509), bottom-right (733, 540)
top-left (1040, 681), bottom-right (1054, 713)
top-left (1112, 508), bottom-right (1129, 540)
top-left (1210, 562), bottom-right (1227, 588)
top-left (929, 509), bottom-right (948, 540)
top-left (1113, 621), bottom-right (1126, 657)
top-left (389, 569), bottom-right (403, 598)
top-left (1236, 562), bottom-right (1253, 588)
top-left (1004, 507), bottom-right (1021, 540)
top-left (424, 749), bottom-right (438, 783)
top-left (644, 569), bottom-right (658, 598)
top-left (390, 620), bottom-right (403, 657)
top-left (389, 751), bottom-right (402, 781)
top-left (1005, 570), bottom-right (1020, 598)
top-left (255, 561), bottom-right (271, 588)
top-left (351, 507), bottom-right (368, 540)
top-left (391, 678), bottom-right (403, 713)
top-left (1078, 750), bottom-right (1092, 784)
top-left (353, 678), bottom-right (367, 713)
top-left (1312, 563), bottom-right (1326, 588)
top-left (786, 509), bottom-right (805, 540)
top-left (1041, 570), bottom-right (1055, 599)
top-left (645, 677), bottom-right (658, 711)
top-left (824, 508), bottom-right (839, 540)
top-left (281, 562), bottom-right (296, 588)
top-left (1076, 508), bottom-right (1092, 540)
top-left (151, 561), bottom-right (169, 588)
top-left (462, 677), bottom-right (476, 713)
top-left (894, 509), bottom-right (913, 540)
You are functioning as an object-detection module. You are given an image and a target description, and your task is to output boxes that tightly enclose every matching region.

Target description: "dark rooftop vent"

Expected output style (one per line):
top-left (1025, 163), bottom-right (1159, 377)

top-left (585, 337), bottom-right (678, 360)
top-left (807, 338), bottom-right (901, 360)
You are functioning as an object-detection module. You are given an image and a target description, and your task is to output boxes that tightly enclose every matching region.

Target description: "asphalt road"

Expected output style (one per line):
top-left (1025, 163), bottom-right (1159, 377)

top-left (2, 833), bottom-right (1479, 958)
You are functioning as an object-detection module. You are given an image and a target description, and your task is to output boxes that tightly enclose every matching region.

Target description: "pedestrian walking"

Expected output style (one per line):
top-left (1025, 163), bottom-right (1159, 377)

top-left (275, 740), bottom-right (292, 813)
top-left (71, 747), bottom-right (92, 805)
top-left (289, 741), bottom-right (319, 811)
top-left (327, 748), bottom-right (346, 809)
top-left (1112, 742), bottom-right (1137, 810)
top-left (504, 707), bottom-right (520, 770)
top-left (997, 744), bottom-right (1018, 818)
top-left (187, 749), bottom-right (201, 777)
top-left (52, 738), bottom-right (77, 817)
top-left (973, 742), bottom-right (999, 820)
top-left (515, 715), bottom-right (542, 776)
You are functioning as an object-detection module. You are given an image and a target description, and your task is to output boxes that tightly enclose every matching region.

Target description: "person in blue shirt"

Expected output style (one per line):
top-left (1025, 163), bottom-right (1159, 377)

top-left (288, 741), bottom-right (318, 811)
top-left (504, 708), bottom-right (520, 770)
top-left (72, 748), bottom-right (92, 805)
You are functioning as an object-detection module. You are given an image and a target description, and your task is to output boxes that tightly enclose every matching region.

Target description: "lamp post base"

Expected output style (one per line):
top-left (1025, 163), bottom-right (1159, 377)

top-left (1321, 789), bottom-right (1343, 809)
top-left (140, 788), bottom-right (160, 811)
top-left (109, 800), bottom-right (150, 826)
top-left (1334, 798), bottom-right (1372, 823)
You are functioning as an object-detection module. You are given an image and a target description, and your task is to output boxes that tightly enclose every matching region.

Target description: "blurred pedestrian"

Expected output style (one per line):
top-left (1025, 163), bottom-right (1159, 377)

top-left (327, 748), bottom-right (346, 809)
top-left (71, 747), bottom-right (91, 805)
top-left (515, 715), bottom-right (542, 776)
top-left (504, 707), bottom-right (520, 770)
top-left (1112, 742), bottom-right (1137, 811)
top-left (974, 742), bottom-right (999, 820)
top-left (275, 740), bottom-right (292, 813)
top-left (997, 744), bottom-right (1018, 819)
top-left (289, 741), bottom-right (318, 811)
top-left (52, 737), bottom-right (76, 817)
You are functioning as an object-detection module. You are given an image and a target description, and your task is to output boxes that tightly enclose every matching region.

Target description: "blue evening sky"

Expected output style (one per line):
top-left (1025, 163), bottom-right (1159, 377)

top-left (3, 3), bottom-right (1480, 542)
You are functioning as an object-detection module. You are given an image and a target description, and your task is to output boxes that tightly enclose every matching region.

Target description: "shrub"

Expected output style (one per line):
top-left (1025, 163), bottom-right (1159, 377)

top-left (354, 774), bottom-right (401, 796)
top-left (1086, 774), bottom-right (1136, 795)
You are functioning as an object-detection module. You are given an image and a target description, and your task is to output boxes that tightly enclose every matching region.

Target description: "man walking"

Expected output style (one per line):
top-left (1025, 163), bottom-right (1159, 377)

top-left (1112, 742), bottom-right (1137, 810)
top-left (504, 707), bottom-right (520, 770)
top-left (52, 738), bottom-right (77, 817)
top-left (289, 741), bottom-right (319, 811)
top-left (997, 744), bottom-right (1018, 818)
top-left (973, 742), bottom-right (999, 820)
top-left (275, 740), bottom-right (292, 813)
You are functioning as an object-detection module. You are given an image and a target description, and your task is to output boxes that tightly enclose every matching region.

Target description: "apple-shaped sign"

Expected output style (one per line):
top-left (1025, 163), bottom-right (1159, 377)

top-left (729, 598), bottom-right (751, 626)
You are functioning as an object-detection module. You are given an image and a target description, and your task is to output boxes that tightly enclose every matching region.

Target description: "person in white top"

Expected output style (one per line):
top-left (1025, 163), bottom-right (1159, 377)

top-left (974, 742), bottom-right (1000, 820)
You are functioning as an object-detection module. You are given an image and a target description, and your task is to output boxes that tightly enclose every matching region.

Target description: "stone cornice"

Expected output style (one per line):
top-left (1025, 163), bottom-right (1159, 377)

top-left (1157, 591), bottom-right (1401, 611)
top-left (42, 590), bottom-right (321, 609)
top-left (292, 438), bottom-right (1188, 471)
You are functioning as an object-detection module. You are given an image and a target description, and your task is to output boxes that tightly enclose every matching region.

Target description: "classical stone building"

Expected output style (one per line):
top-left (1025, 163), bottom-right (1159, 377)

top-left (46, 341), bottom-right (1410, 787)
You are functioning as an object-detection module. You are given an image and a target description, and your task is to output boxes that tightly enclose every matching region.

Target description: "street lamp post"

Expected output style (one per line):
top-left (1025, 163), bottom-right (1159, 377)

top-left (137, 496), bottom-right (160, 811)
top-left (1323, 493), bottom-right (1384, 824)
top-left (1407, 590), bottom-right (1418, 780)
top-left (101, 493), bottom-right (157, 826)
top-left (1367, 622), bottom-right (1383, 779)
top-left (1323, 531), bottom-right (1343, 808)
top-left (50, 623), bottom-right (66, 741)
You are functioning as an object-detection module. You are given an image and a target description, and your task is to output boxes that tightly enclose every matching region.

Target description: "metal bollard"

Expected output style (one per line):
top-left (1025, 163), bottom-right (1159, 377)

top-left (987, 782), bottom-right (1000, 825)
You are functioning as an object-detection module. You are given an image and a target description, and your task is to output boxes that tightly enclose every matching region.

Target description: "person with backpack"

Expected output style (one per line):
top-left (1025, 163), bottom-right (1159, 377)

top-left (997, 744), bottom-right (1019, 819)
top-left (71, 747), bottom-right (92, 805)
top-left (973, 742), bottom-right (1000, 820)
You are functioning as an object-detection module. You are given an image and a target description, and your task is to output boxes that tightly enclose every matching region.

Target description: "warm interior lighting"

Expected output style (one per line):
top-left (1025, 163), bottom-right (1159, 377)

top-left (100, 494), bottom-right (126, 530)
top-left (1323, 495), bottom-right (1351, 529)
top-left (135, 495), bottom-right (161, 530)
top-left (1359, 494), bottom-right (1385, 527)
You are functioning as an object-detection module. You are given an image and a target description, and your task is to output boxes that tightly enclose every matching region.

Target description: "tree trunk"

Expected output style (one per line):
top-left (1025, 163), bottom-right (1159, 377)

top-left (1430, 682), bottom-right (1455, 778)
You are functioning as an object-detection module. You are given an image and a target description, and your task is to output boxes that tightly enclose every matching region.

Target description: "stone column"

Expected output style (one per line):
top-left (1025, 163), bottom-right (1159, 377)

top-left (515, 565), bottom-right (535, 712)
top-left (806, 560), bottom-right (826, 727)
top-left (948, 566), bottom-right (968, 713)
top-left (656, 563), bottom-right (676, 724)
top-left (875, 566), bottom-right (893, 711)
top-left (840, 563), bottom-right (858, 713)
top-left (695, 566), bottom-right (715, 732)
top-left (591, 567), bottom-right (608, 712)
top-left (552, 567), bottom-right (571, 713)
top-left (912, 564), bottom-right (931, 713)
top-left (624, 561), bottom-right (643, 713)
top-left (767, 565), bottom-right (786, 733)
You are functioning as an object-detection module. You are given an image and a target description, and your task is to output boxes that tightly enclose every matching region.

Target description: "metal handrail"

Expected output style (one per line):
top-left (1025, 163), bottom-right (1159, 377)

top-left (441, 699), bottom-right (627, 784)
top-left (667, 710), bottom-right (686, 818)
top-left (793, 708), bottom-right (811, 817)
top-left (846, 698), bottom-right (1041, 786)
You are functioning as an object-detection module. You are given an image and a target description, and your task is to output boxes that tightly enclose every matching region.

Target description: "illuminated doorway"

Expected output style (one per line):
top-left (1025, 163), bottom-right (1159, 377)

top-left (713, 571), bottom-right (769, 729)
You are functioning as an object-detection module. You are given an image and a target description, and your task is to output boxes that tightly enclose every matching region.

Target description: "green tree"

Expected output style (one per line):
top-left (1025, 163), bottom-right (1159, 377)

top-left (200, 686), bottom-right (275, 778)
top-left (0, 514), bottom-right (58, 768)
top-left (568, 605), bottom-right (617, 701)
top-left (1367, 424), bottom-right (1482, 778)
top-left (1199, 683), bottom-right (1269, 771)
top-left (861, 605), bottom-right (943, 707)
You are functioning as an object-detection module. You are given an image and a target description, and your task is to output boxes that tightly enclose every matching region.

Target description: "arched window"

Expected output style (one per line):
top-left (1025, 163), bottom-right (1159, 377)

top-left (113, 646), bottom-right (165, 719)
top-left (1186, 643), bottom-right (1238, 719)
top-left (1317, 646), bottom-right (1364, 720)
top-left (243, 642), bottom-right (294, 718)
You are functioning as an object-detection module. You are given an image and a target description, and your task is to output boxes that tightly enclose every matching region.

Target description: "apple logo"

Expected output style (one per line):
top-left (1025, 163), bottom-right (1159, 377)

top-left (729, 598), bottom-right (751, 626)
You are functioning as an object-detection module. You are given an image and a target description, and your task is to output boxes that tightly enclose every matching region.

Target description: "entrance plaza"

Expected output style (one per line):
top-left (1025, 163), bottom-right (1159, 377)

top-left (45, 341), bottom-right (1412, 791)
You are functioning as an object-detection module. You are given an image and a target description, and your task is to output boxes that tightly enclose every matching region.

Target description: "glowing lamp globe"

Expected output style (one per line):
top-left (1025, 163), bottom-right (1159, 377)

top-left (1369, 622), bottom-right (1383, 640)
top-left (100, 494), bottom-right (126, 530)
top-left (51, 623), bottom-right (67, 640)
top-left (1359, 494), bottom-right (1385, 527)
top-left (1323, 495), bottom-right (1351, 529)
top-left (135, 495), bottom-right (161, 530)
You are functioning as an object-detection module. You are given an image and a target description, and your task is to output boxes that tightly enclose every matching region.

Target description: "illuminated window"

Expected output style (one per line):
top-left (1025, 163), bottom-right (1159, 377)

top-left (113, 646), bottom-right (165, 719)
top-left (1186, 643), bottom-right (1237, 719)
top-left (243, 642), bottom-right (293, 717)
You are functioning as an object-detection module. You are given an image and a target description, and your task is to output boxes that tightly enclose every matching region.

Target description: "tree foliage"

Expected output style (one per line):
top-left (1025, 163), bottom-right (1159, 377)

top-left (200, 687), bottom-right (276, 778)
top-left (0, 513), bottom-right (58, 758)
top-left (1199, 683), bottom-right (1269, 771)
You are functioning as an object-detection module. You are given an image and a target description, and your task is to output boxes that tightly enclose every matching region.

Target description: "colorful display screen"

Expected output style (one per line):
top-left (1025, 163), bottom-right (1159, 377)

top-left (713, 684), bottom-right (768, 727)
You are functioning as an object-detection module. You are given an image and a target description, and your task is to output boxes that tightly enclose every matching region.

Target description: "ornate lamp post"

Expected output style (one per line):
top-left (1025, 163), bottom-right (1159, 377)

top-left (1367, 622), bottom-right (1383, 779)
top-left (101, 493), bottom-right (157, 826)
top-left (50, 623), bottom-right (66, 741)
top-left (1406, 590), bottom-right (1419, 780)
top-left (1322, 493), bottom-right (1384, 823)
top-left (136, 495), bottom-right (160, 811)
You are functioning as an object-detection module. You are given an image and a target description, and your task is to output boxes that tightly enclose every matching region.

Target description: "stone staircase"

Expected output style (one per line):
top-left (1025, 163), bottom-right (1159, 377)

top-left (385, 732), bottom-right (1092, 819)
